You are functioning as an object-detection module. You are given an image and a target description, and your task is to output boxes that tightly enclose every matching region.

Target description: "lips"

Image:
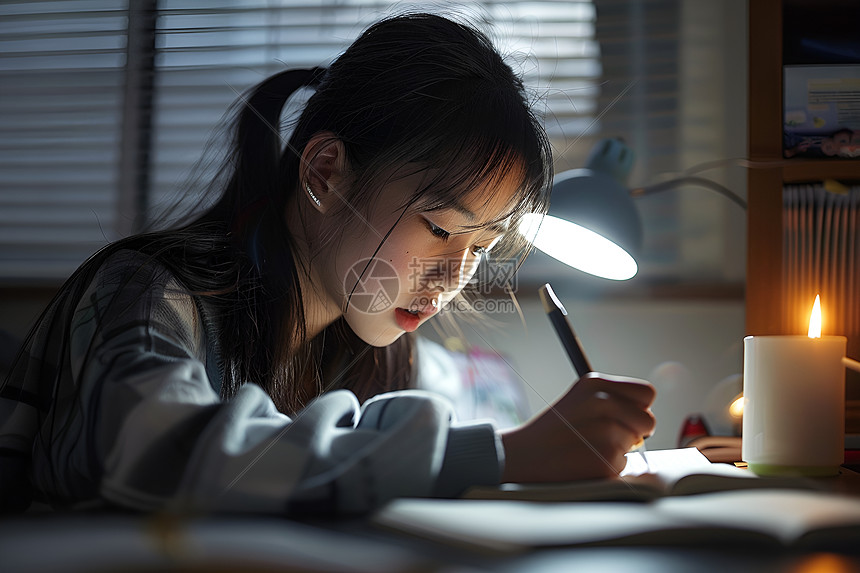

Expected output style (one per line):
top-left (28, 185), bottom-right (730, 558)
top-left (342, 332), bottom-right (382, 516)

top-left (394, 308), bottom-right (422, 332)
top-left (394, 301), bottom-right (438, 332)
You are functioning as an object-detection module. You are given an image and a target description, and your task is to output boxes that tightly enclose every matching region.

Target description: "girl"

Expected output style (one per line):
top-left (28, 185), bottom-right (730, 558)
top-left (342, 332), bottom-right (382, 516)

top-left (0, 13), bottom-right (655, 514)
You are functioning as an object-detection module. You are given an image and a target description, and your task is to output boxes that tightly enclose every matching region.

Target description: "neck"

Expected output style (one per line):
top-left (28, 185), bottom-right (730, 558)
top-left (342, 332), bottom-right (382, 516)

top-left (285, 199), bottom-right (343, 350)
top-left (295, 260), bottom-right (342, 345)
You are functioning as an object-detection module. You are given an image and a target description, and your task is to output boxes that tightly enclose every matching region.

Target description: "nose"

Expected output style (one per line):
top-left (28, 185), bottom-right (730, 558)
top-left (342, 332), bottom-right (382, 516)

top-left (421, 248), bottom-right (479, 294)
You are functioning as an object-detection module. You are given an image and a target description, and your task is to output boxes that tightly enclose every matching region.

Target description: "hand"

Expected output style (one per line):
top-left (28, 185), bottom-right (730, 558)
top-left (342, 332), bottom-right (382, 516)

top-left (499, 372), bottom-right (656, 483)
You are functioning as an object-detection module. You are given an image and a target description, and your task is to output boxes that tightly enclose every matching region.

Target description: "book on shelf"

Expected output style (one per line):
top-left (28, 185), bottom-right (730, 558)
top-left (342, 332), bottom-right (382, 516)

top-left (461, 447), bottom-right (822, 502)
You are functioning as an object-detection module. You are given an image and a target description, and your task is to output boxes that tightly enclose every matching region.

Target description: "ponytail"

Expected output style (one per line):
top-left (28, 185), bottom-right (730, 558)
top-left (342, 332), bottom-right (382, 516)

top-left (233, 67), bottom-right (327, 218)
top-left (236, 67), bottom-right (326, 165)
top-left (217, 67), bottom-right (327, 272)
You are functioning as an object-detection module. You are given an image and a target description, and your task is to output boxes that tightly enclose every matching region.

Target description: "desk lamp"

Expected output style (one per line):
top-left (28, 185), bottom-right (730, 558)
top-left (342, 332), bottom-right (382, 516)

top-left (519, 138), bottom-right (642, 280)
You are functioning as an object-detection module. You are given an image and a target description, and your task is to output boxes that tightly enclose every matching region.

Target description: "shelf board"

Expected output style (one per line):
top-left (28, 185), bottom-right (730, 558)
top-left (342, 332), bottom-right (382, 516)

top-left (781, 160), bottom-right (860, 183)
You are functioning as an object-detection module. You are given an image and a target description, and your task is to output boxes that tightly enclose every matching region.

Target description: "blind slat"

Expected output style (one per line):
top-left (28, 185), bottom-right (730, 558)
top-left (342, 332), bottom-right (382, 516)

top-left (0, 0), bottom-right (126, 280)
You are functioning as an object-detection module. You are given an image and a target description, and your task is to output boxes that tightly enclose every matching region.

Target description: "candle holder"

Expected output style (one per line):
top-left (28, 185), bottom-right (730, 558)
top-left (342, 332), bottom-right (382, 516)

top-left (741, 335), bottom-right (846, 476)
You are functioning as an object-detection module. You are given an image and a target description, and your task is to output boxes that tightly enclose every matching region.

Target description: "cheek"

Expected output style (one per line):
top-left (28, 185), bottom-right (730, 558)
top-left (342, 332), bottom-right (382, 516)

top-left (377, 248), bottom-right (418, 293)
top-left (328, 218), bottom-right (394, 272)
top-left (370, 228), bottom-right (429, 281)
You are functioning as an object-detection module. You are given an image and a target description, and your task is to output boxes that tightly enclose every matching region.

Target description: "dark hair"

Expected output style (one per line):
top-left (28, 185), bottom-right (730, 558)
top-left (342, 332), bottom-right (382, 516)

top-left (5, 13), bottom-right (552, 419)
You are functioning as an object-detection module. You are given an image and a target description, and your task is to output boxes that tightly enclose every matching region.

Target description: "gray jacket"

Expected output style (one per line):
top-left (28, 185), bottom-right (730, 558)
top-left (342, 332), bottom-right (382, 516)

top-left (0, 250), bottom-right (502, 514)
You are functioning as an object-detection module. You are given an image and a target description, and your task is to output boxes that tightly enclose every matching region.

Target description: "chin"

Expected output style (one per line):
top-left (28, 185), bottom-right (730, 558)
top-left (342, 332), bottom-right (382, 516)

top-left (365, 331), bottom-right (405, 347)
top-left (346, 320), bottom-right (406, 347)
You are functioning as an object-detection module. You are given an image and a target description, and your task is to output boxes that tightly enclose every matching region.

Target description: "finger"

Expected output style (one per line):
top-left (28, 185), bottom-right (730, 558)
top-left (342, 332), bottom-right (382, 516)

top-left (594, 418), bottom-right (647, 458)
top-left (566, 420), bottom-right (632, 477)
top-left (586, 392), bottom-right (656, 439)
top-left (614, 396), bottom-right (657, 439)
top-left (574, 388), bottom-right (654, 431)
top-left (620, 403), bottom-right (657, 439)
top-left (601, 422), bottom-right (642, 472)
top-left (579, 373), bottom-right (656, 407)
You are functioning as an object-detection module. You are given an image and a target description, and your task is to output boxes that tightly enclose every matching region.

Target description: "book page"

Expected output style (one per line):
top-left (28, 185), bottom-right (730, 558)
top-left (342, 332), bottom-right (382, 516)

top-left (638, 448), bottom-right (822, 496)
top-left (373, 499), bottom-right (719, 552)
top-left (624, 447), bottom-right (758, 494)
top-left (463, 447), bottom-right (757, 502)
top-left (622, 447), bottom-right (716, 477)
top-left (463, 473), bottom-right (665, 502)
top-left (655, 490), bottom-right (860, 547)
top-left (374, 490), bottom-right (860, 552)
top-left (373, 497), bottom-right (783, 552)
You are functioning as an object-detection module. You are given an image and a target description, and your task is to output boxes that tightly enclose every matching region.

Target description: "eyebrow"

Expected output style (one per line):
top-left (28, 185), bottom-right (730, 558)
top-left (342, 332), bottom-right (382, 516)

top-left (449, 201), bottom-right (510, 234)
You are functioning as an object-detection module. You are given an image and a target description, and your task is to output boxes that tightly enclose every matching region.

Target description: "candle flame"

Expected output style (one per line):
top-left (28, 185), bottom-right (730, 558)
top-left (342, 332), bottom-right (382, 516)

top-left (808, 295), bottom-right (822, 338)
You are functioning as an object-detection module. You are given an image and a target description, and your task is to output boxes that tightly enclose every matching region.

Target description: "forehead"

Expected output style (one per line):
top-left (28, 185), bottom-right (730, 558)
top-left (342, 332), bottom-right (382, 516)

top-left (381, 163), bottom-right (524, 228)
top-left (449, 179), bottom-right (520, 232)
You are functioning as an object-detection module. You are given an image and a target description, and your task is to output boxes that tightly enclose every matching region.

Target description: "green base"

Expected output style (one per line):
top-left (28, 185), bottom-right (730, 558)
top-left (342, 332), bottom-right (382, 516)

top-left (748, 463), bottom-right (839, 477)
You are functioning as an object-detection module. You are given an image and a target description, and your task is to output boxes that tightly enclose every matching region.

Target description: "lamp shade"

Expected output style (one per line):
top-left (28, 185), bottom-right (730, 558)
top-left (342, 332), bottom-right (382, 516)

top-left (520, 138), bottom-right (643, 280)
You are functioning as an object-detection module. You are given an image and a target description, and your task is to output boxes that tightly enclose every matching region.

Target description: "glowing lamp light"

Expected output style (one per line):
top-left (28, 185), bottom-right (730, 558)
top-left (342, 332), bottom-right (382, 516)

top-left (728, 395), bottom-right (744, 420)
top-left (519, 214), bottom-right (638, 281)
top-left (521, 138), bottom-right (642, 281)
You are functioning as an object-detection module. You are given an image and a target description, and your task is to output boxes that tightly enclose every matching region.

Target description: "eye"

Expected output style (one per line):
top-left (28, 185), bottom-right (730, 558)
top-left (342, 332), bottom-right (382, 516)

top-left (425, 219), bottom-right (451, 241)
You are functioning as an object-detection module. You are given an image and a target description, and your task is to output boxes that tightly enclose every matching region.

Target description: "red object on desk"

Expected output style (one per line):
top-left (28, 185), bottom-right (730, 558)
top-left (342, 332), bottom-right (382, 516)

top-left (678, 414), bottom-right (710, 448)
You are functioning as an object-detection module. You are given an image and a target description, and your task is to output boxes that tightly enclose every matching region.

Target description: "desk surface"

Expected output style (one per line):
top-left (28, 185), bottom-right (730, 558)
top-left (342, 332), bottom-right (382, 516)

top-left (4, 511), bottom-right (860, 573)
top-left (3, 468), bottom-right (860, 573)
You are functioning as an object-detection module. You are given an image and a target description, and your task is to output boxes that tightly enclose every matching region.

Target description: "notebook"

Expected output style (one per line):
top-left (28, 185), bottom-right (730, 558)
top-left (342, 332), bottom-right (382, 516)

top-left (373, 489), bottom-right (860, 553)
top-left (462, 447), bottom-right (821, 502)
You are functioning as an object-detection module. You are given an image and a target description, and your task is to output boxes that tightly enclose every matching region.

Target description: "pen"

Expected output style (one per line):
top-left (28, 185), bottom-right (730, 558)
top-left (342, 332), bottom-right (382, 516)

top-left (538, 283), bottom-right (591, 376)
top-left (538, 283), bottom-right (650, 469)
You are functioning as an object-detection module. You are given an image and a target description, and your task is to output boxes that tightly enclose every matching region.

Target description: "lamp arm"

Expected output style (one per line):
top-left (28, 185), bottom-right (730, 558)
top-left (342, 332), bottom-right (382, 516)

top-left (630, 176), bottom-right (747, 210)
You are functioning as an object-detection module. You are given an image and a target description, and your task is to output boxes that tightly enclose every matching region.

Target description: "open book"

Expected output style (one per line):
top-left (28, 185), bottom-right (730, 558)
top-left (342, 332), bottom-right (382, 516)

top-left (462, 447), bottom-right (824, 502)
top-left (373, 489), bottom-right (860, 553)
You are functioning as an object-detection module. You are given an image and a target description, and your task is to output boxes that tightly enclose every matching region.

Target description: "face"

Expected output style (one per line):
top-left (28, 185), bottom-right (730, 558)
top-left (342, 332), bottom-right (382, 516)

top-left (313, 168), bottom-right (521, 347)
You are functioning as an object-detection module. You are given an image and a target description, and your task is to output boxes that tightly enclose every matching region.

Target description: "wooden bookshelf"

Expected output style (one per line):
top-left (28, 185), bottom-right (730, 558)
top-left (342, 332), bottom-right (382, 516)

top-left (747, 0), bottom-right (860, 430)
top-left (747, 0), bottom-right (785, 336)
top-left (782, 160), bottom-right (860, 183)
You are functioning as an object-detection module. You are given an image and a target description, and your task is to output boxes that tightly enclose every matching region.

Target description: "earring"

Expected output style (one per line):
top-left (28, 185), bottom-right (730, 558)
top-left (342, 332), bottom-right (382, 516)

top-left (305, 181), bottom-right (322, 207)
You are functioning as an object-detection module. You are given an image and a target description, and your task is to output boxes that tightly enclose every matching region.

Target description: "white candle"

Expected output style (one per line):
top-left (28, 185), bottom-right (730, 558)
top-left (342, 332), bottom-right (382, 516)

top-left (741, 296), bottom-right (847, 476)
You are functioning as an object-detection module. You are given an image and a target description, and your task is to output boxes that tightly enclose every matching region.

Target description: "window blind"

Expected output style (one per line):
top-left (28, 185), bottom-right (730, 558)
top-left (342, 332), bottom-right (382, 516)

top-left (146, 0), bottom-right (603, 230)
top-left (0, 0), bottom-right (744, 286)
top-left (0, 1), bottom-right (128, 282)
top-left (586, 0), bottom-right (746, 285)
top-left (592, 0), bottom-right (683, 281)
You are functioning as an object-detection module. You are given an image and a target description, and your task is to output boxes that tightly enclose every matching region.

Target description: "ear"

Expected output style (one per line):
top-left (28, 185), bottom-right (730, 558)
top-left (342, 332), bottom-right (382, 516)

top-left (299, 131), bottom-right (347, 214)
